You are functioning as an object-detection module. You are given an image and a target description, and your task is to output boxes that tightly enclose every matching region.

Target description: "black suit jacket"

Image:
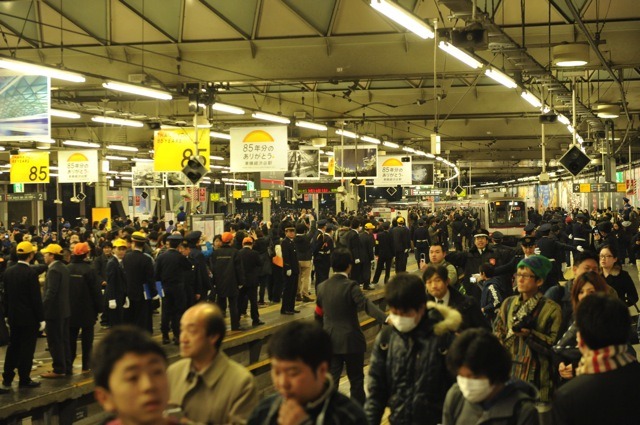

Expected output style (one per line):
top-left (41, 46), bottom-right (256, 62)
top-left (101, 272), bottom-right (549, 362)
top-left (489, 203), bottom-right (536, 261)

top-left (43, 260), bottom-right (70, 320)
top-left (375, 230), bottom-right (394, 259)
top-left (3, 262), bottom-right (44, 326)
top-left (315, 274), bottom-right (387, 354)
top-left (123, 250), bottom-right (155, 301)
top-left (428, 287), bottom-right (490, 331)
top-left (281, 237), bottom-right (299, 274)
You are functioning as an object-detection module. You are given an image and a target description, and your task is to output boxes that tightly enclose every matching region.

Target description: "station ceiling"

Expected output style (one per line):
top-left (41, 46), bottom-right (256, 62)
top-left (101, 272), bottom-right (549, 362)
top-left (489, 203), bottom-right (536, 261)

top-left (0, 0), bottom-right (638, 185)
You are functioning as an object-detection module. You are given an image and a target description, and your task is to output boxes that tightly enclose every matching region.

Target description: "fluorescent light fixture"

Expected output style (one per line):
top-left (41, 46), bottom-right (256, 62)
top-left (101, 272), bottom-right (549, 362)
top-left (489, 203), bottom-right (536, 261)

top-left (485, 68), bottom-right (517, 88)
top-left (325, 151), bottom-right (334, 156)
top-left (336, 129), bottom-right (358, 139)
top-left (105, 155), bottom-right (128, 161)
top-left (92, 116), bottom-right (144, 127)
top-left (521, 91), bottom-right (542, 108)
top-left (252, 111), bottom-right (291, 124)
top-left (103, 81), bottom-right (172, 100)
top-left (107, 144), bottom-right (139, 152)
top-left (360, 135), bottom-right (381, 144)
top-left (503, 179), bottom-right (516, 184)
top-left (63, 140), bottom-right (100, 148)
top-left (51, 109), bottom-right (81, 119)
top-left (296, 121), bottom-right (328, 131)
top-left (567, 125), bottom-right (574, 134)
top-left (435, 156), bottom-right (444, 161)
top-left (0, 57), bottom-right (85, 82)
top-left (370, 0), bottom-right (434, 39)
top-left (382, 141), bottom-right (399, 148)
top-left (0, 146), bottom-right (4, 151)
top-left (552, 44), bottom-right (589, 67)
top-left (132, 158), bottom-right (153, 163)
top-left (210, 165), bottom-right (226, 169)
top-left (211, 103), bottom-right (245, 115)
top-left (557, 114), bottom-right (570, 125)
top-left (438, 41), bottom-right (482, 69)
top-left (210, 155), bottom-right (225, 161)
top-left (596, 104), bottom-right (620, 119)
top-left (210, 131), bottom-right (231, 140)
top-left (402, 146), bottom-right (416, 153)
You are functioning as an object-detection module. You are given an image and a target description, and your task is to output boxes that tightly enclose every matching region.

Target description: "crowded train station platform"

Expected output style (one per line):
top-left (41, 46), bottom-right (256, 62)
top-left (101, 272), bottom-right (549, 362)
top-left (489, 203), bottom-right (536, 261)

top-left (1, 1), bottom-right (640, 424)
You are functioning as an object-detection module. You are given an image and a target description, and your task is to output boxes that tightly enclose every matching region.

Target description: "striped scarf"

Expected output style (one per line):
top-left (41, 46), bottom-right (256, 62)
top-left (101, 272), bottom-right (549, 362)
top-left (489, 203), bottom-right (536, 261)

top-left (576, 344), bottom-right (636, 375)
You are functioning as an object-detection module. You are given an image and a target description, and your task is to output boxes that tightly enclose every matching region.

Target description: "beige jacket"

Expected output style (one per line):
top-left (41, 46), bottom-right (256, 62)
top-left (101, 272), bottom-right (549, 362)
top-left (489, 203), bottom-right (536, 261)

top-left (167, 352), bottom-right (258, 424)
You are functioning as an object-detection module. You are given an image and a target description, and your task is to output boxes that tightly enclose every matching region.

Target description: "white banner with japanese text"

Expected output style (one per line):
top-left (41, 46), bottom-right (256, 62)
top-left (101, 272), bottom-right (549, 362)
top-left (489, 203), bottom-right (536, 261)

top-left (230, 126), bottom-right (288, 172)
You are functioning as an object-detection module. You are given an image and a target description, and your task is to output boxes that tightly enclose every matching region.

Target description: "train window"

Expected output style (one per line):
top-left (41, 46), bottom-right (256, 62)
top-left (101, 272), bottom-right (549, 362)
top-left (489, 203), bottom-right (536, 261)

top-left (488, 201), bottom-right (526, 227)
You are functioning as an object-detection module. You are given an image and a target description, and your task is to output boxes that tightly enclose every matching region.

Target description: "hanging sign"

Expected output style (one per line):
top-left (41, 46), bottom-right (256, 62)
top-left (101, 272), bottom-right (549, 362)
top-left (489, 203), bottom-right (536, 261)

top-left (373, 155), bottom-right (412, 186)
top-left (58, 149), bottom-right (99, 183)
top-left (230, 126), bottom-right (288, 172)
top-left (10, 152), bottom-right (50, 184)
top-left (153, 128), bottom-right (210, 172)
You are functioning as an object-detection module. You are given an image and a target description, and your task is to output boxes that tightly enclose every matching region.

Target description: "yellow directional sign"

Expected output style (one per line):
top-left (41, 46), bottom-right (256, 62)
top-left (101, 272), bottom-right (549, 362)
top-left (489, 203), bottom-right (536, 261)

top-left (153, 129), bottom-right (210, 172)
top-left (10, 152), bottom-right (50, 184)
top-left (261, 190), bottom-right (270, 198)
top-left (232, 190), bottom-right (242, 199)
top-left (210, 193), bottom-right (220, 202)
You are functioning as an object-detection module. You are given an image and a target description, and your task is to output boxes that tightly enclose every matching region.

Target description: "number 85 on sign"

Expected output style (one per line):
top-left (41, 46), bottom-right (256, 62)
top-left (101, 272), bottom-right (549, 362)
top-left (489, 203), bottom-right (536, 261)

top-left (10, 152), bottom-right (50, 183)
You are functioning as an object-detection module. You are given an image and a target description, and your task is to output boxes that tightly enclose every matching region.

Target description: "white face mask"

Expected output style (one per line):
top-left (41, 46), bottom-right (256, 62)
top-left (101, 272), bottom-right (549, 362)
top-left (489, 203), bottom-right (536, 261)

top-left (388, 313), bottom-right (418, 333)
top-left (457, 375), bottom-right (494, 403)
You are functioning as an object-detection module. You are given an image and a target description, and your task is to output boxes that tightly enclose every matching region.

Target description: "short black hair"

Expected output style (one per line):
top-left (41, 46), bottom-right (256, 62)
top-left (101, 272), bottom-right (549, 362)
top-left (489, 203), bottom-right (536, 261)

top-left (331, 248), bottom-right (352, 273)
top-left (17, 252), bottom-right (31, 261)
top-left (575, 294), bottom-right (631, 349)
top-left (573, 250), bottom-right (598, 267)
top-left (598, 244), bottom-right (618, 259)
top-left (386, 273), bottom-right (427, 312)
top-left (92, 325), bottom-right (167, 390)
top-left (429, 242), bottom-right (445, 252)
top-left (480, 263), bottom-right (496, 278)
top-left (422, 265), bottom-right (448, 283)
top-left (268, 321), bottom-right (331, 374)
top-left (446, 328), bottom-right (511, 384)
top-left (350, 218), bottom-right (360, 229)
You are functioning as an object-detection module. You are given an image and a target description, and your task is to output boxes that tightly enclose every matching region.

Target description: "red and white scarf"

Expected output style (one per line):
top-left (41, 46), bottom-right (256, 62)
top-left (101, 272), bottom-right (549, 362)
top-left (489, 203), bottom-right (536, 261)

top-left (576, 344), bottom-right (636, 375)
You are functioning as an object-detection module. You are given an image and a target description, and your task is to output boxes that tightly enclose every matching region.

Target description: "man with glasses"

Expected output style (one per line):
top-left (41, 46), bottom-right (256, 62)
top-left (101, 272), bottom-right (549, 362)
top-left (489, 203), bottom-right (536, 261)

top-left (494, 255), bottom-right (562, 403)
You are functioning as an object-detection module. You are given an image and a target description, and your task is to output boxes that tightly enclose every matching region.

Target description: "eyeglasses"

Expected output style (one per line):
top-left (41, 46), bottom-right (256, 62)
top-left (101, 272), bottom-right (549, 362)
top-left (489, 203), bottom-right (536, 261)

top-left (599, 255), bottom-right (614, 259)
top-left (515, 273), bottom-right (536, 279)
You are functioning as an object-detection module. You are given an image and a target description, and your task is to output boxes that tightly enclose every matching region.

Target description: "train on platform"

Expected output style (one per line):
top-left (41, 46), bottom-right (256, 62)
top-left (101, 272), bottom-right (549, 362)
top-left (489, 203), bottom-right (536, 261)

top-left (370, 196), bottom-right (528, 240)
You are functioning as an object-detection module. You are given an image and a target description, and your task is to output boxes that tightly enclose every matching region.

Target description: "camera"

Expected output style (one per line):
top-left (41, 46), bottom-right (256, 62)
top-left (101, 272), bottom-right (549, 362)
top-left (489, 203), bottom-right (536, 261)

top-left (512, 316), bottom-right (536, 333)
top-left (469, 276), bottom-right (477, 284)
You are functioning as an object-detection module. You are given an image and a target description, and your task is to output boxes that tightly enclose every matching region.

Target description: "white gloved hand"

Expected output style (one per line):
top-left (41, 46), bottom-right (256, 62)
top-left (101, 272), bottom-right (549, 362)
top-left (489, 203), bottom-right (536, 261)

top-left (123, 297), bottom-right (130, 309)
top-left (568, 234), bottom-right (573, 240)
top-left (577, 245), bottom-right (584, 252)
top-left (152, 295), bottom-right (160, 301)
top-left (39, 321), bottom-right (46, 332)
top-left (355, 259), bottom-right (361, 264)
top-left (108, 299), bottom-right (117, 310)
top-left (286, 270), bottom-right (292, 277)
top-left (534, 248), bottom-right (541, 255)
top-left (404, 249), bottom-right (409, 254)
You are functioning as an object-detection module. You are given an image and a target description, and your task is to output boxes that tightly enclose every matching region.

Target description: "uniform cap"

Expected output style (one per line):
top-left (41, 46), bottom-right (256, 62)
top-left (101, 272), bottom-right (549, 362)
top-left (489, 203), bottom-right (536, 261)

top-left (167, 234), bottom-right (184, 241)
top-left (16, 241), bottom-right (34, 254)
top-left (520, 236), bottom-right (536, 247)
top-left (73, 242), bottom-right (90, 255)
top-left (317, 219), bottom-right (327, 227)
top-left (221, 232), bottom-right (234, 243)
top-left (623, 197), bottom-right (630, 202)
top-left (41, 243), bottom-right (63, 255)
top-left (491, 231), bottom-right (504, 240)
top-left (523, 223), bottom-right (536, 232)
top-left (538, 223), bottom-right (552, 233)
top-left (131, 231), bottom-right (148, 242)
top-left (474, 229), bottom-right (489, 238)
top-left (112, 239), bottom-right (128, 248)
top-left (185, 231), bottom-right (202, 242)
top-left (364, 223), bottom-right (376, 230)
top-left (242, 237), bottom-right (254, 245)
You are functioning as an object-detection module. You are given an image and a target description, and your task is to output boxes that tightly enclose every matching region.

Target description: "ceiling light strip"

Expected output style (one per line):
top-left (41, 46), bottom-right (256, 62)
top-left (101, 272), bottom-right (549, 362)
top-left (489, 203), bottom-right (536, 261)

top-left (370, 0), bottom-right (434, 39)
top-left (0, 57), bottom-right (85, 82)
top-left (51, 109), bottom-right (81, 119)
top-left (252, 111), bottom-right (291, 124)
top-left (103, 81), bottom-right (172, 100)
top-left (438, 41), bottom-right (483, 69)
top-left (211, 103), bottom-right (245, 115)
top-left (484, 68), bottom-right (518, 88)
top-left (92, 116), bottom-right (144, 128)
top-left (63, 140), bottom-right (100, 148)
top-left (296, 121), bottom-right (328, 131)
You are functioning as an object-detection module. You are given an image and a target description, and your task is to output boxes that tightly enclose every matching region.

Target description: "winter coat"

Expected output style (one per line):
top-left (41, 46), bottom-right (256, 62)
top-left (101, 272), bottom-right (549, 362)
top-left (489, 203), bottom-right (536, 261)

top-left (365, 302), bottom-right (462, 425)
top-left (67, 258), bottom-right (102, 327)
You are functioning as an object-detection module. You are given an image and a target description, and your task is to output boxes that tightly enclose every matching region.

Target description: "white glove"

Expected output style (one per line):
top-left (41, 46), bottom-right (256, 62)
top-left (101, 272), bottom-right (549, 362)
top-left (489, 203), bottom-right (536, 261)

top-left (108, 299), bottom-right (117, 310)
top-left (152, 295), bottom-right (160, 301)
top-left (404, 249), bottom-right (409, 254)
top-left (286, 270), bottom-right (292, 277)
top-left (577, 245), bottom-right (584, 252)
top-left (534, 247), bottom-right (541, 255)
top-left (39, 321), bottom-right (46, 332)
top-left (355, 259), bottom-right (361, 264)
top-left (568, 234), bottom-right (573, 240)
top-left (123, 297), bottom-right (130, 309)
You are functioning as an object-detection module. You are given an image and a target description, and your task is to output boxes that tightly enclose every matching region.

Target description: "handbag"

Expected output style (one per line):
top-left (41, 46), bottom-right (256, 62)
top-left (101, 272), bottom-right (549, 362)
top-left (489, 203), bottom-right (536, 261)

top-left (630, 304), bottom-right (639, 345)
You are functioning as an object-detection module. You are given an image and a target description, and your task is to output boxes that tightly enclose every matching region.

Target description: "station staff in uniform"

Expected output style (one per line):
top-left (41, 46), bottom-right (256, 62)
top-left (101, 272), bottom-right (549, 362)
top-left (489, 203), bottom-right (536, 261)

top-left (155, 233), bottom-right (192, 344)
top-left (1, 242), bottom-right (44, 392)
top-left (372, 221), bottom-right (394, 285)
top-left (105, 239), bottom-right (128, 326)
top-left (312, 220), bottom-right (333, 290)
top-left (390, 216), bottom-right (411, 273)
top-left (281, 223), bottom-right (300, 315)
top-left (413, 219), bottom-right (430, 269)
top-left (123, 231), bottom-right (156, 334)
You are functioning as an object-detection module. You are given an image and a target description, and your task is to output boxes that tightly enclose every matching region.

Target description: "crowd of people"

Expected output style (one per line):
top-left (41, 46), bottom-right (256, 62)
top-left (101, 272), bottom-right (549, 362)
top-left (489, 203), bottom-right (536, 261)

top-left (0, 200), bottom-right (639, 424)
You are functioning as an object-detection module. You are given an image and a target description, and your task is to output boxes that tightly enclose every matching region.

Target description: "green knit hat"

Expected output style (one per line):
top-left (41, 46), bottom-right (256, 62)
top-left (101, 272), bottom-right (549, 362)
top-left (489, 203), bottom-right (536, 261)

top-left (517, 255), bottom-right (552, 280)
